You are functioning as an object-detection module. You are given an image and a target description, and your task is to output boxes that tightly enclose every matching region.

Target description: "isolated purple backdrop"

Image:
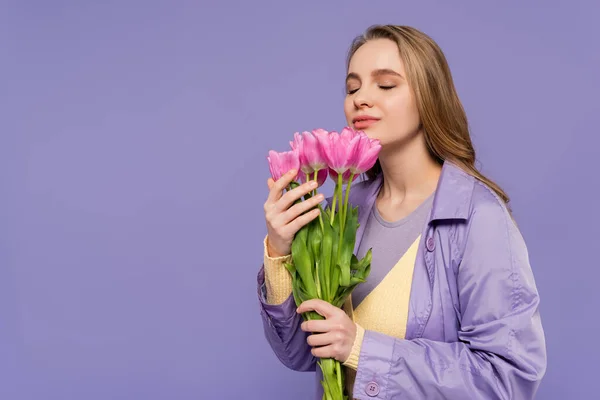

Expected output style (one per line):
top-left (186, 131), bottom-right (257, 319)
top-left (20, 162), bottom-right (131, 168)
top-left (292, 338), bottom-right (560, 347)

top-left (1, 1), bottom-right (598, 399)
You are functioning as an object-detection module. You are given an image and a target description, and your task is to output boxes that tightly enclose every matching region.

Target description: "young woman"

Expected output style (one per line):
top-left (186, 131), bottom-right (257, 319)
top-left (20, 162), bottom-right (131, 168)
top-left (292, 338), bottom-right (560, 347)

top-left (257, 25), bottom-right (546, 399)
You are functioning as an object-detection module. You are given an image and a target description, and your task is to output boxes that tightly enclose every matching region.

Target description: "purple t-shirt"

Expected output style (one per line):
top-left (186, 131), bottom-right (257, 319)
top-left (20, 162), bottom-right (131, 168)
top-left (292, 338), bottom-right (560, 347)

top-left (351, 192), bottom-right (435, 309)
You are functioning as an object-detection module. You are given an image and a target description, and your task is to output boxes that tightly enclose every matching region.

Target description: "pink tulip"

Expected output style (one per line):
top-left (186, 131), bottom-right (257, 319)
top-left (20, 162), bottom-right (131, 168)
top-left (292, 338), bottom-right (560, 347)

top-left (290, 130), bottom-right (329, 187)
top-left (349, 131), bottom-right (381, 174)
top-left (315, 127), bottom-right (361, 175)
top-left (290, 131), bottom-right (328, 172)
top-left (267, 149), bottom-right (300, 182)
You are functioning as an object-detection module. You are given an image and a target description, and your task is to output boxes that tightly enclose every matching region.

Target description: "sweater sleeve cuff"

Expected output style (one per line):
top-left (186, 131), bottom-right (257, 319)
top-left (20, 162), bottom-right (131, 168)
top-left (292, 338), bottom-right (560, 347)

top-left (343, 323), bottom-right (365, 370)
top-left (263, 235), bottom-right (294, 305)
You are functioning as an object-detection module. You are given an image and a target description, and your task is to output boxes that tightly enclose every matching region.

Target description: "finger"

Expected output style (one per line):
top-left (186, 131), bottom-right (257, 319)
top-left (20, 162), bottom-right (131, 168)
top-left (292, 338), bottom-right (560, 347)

top-left (301, 319), bottom-right (332, 333)
top-left (283, 208), bottom-right (320, 235)
top-left (266, 169), bottom-right (297, 204)
top-left (267, 178), bottom-right (274, 190)
top-left (297, 299), bottom-right (338, 319)
top-left (277, 180), bottom-right (318, 211)
top-left (310, 344), bottom-right (337, 360)
top-left (306, 331), bottom-right (337, 347)
top-left (280, 193), bottom-right (324, 225)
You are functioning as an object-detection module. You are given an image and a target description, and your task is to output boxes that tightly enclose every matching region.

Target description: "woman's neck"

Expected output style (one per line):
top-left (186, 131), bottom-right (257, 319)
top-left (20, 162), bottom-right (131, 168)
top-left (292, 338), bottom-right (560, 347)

top-left (377, 132), bottom-right (442, 206)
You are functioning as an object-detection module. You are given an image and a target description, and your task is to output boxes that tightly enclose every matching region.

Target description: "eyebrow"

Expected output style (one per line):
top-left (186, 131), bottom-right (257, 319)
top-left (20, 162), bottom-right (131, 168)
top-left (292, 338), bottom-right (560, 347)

top-left (346, 68), bottom-right (403, 83)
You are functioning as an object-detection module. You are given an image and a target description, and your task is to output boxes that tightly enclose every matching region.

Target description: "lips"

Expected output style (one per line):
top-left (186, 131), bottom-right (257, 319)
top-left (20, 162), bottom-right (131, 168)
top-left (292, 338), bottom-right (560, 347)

top-left (352, 115), bottom-right (380, 129)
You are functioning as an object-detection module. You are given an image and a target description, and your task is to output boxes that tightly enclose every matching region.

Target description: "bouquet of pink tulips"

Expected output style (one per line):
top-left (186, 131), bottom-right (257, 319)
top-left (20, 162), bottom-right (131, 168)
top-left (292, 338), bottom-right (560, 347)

top-left (267, 127), bottom-right (381, 400)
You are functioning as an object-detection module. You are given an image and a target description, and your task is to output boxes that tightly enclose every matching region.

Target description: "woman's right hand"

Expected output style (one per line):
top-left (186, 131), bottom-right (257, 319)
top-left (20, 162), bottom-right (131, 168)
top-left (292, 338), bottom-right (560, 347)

top-left (264, 169), bottom-right (325, 258)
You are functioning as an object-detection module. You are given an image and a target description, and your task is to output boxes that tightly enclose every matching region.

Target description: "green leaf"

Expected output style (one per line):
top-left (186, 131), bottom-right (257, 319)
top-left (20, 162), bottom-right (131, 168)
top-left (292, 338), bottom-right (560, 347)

top-left (350, 275), bottom-right (366, 285)
top-left (351, 250), bottom-right (372, 284)
top-left (291, 274), bottom-right (303, 308)
top-left (283, 261), bottom-right (296, 276)
top-left (331, 263), bottom-right (340, 301)
top-left (319, 218), bottom-right (334, 302)
top-left (308, 219), bottom-right (322, 268)
top-left (338, 205), bottom-right (359, 287)
top-left (291, 225), bottom-right (318, 299)
top-left (355, 248), bottom-right (372, 272)
top-left (350, 254), bottom-right (359, 270)
top-left (329, 217), bottom-right (340, 299)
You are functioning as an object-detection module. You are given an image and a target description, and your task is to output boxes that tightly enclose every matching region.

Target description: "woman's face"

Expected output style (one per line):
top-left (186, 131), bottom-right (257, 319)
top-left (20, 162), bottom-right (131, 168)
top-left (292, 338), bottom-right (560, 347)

top-left (344, 39), bottom-right (421, 148)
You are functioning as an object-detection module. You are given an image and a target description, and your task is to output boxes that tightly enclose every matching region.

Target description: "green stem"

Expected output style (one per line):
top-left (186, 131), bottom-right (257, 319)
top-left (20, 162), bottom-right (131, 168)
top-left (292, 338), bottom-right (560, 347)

top-left (318, 206), bottom-right (324, 233)
top-left (312, 170), bottom-right (324, 232)
top-left (319, 358), bottom-right (343, 400)
top-left (336, 361), bottom-right (343, 396)
top-left (337, 173), bottom-right (343, 231)
top-left (342, 173), bottom-right (354, 228)
top-left (336, 174), bottom-right (344, 273)
top-left (330, 186), bottom-right (337, 225)
top-left (315, 256), bottom-right (322, 299)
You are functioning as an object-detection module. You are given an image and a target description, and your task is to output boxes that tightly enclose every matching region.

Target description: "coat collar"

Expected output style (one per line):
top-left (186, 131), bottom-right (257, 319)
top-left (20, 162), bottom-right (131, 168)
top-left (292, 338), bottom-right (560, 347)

top-left (428, 160), bottom-right (475, 222)
top-left (350, 160), bottom-right (474, 251)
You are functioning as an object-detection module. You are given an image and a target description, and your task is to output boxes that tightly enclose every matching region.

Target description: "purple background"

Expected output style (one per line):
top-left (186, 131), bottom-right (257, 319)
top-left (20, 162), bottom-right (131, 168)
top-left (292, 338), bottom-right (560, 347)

top-left (2, 1), bottom-right (598, 399)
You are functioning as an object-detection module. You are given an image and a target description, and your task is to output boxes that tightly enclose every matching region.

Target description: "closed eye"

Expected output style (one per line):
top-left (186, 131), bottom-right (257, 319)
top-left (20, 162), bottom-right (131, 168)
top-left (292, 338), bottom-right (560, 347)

top-left (347, 85), bottom-right (396, 95)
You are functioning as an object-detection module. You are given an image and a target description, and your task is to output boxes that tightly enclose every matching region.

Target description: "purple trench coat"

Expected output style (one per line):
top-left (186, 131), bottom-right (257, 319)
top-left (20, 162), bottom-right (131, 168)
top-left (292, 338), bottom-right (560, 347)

top-left (256, 161), bottom-right (546, 399)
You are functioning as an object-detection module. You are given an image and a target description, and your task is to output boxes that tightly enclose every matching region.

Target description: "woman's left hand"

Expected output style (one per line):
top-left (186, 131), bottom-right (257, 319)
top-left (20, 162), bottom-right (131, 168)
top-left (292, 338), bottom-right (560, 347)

top-left (297, 299), bottom-right (357, 363)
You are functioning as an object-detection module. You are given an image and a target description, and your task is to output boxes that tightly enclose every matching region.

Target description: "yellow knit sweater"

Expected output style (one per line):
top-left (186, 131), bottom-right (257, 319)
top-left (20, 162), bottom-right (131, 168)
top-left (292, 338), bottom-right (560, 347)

top-left (262, 234), bottom-right (419, 398)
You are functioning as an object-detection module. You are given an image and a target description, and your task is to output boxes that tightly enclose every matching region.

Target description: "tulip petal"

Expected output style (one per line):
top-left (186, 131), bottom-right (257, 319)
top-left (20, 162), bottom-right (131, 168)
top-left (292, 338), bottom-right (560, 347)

top-left (267, 149), bottom-right (300, 182)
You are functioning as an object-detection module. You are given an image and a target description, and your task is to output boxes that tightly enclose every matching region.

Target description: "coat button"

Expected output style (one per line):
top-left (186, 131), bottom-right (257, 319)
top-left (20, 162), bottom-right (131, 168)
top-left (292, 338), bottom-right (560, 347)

top-left (365, 381), bottom-right (380, 397)
top-left (426, 236), bottom-right (435, 252)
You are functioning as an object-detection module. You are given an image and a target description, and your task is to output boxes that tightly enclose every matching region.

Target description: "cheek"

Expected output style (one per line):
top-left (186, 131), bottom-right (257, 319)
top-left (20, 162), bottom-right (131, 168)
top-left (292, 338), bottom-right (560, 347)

top-left (386, 93), bottom-right (420, 130)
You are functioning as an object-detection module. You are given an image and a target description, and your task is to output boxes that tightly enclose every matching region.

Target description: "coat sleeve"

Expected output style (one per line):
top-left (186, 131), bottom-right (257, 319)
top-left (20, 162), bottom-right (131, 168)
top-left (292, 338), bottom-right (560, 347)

top-left (257, 264), bottom-right (317, 372)
top-left (255, 196), bottom-right (335, 372)
top-left (352, 199), bottom-right (547, 399)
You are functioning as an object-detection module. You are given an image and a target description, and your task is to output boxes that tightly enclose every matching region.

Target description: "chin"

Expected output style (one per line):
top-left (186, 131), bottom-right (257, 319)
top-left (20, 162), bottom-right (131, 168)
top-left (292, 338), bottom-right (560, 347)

top-left (362, 129), bottom-right (384, 143)
top-left (354, 125), bottom-right (376, 137)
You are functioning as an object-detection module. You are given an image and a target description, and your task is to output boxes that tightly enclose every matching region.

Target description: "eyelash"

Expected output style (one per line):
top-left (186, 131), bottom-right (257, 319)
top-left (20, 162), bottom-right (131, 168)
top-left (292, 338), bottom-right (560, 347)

top-left (347, 85), bottom-right (396, 95)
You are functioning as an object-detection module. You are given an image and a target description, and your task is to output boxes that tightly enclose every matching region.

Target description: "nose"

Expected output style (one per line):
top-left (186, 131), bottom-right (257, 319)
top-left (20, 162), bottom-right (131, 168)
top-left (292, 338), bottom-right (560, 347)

top-left (353, 88), bottom-right (374, 109)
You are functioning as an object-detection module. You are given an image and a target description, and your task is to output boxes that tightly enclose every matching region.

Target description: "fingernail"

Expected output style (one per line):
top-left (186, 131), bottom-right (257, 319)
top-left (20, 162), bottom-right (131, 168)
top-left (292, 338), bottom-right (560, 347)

top-left (289, 169), bottom-right (297, 175)
top-left (310, 181), bottom-right (318, 188)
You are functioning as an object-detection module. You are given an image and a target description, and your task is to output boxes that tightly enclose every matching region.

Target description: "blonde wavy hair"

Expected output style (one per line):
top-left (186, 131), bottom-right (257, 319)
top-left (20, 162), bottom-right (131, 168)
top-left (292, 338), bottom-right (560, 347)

top-left (347, 25), bottom-right (510, 205)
